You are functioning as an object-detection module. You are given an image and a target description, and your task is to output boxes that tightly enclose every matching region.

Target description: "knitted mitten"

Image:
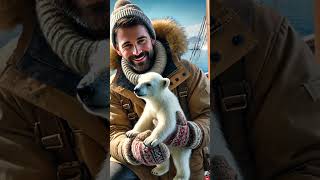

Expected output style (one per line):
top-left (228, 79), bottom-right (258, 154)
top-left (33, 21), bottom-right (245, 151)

top-left (211, 155), bottom-right (238, 180)
top-left (163, 111), bottom-right (203, 149)
top-left (122, 130), bottom-right (170, 166)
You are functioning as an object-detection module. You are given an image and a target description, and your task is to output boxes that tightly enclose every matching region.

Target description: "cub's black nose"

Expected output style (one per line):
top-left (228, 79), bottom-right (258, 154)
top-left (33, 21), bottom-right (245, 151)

top-left (134, 87), bottom-right (140, 94)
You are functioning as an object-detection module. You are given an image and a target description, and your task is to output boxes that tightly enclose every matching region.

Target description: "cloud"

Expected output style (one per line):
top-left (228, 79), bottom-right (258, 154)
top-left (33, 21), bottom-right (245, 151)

top-left (184, 23), bottom-right (202, 38)
top-left (185, 23), bottom-right (208, 51)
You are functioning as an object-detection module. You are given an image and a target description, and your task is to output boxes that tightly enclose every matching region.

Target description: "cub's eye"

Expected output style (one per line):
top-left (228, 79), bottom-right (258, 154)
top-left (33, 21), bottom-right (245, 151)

top-left (146, 83), bottom-right (151, 87)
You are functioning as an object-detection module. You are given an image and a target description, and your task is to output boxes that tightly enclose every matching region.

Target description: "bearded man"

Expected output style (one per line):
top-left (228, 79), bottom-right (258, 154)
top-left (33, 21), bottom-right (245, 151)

top-left (108, 0), bottom-right (210, 179)
top-left (0, 0), bottom-right (109, 179)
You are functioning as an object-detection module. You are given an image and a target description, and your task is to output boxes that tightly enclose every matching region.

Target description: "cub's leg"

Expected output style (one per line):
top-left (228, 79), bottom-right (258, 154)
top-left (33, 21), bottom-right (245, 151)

top-left (171, 147), bottom-right (192, 180)
top-left (144, 112), bottom-right (175, 147)
top-left (126, 109), bottom-right (153, 138)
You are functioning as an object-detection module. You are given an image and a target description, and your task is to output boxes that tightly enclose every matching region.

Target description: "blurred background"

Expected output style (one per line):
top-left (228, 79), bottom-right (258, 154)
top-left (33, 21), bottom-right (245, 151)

top-left (258, 0), bottom-right (315, 36)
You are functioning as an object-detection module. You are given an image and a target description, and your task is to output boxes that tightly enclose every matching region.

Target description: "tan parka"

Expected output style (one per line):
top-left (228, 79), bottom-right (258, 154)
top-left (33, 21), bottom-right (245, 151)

top-left (109, 19), bottom-right (210, 180)
top-left (212, 0), bottom-right (320, 180)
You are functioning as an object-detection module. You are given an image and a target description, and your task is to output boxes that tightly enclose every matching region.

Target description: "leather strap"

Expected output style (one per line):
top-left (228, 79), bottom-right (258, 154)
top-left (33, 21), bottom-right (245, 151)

top-left (176, 80), bottom-right (191, 121)
top-left (213, 59), bottom-right (255, 179)
top-left (34, 109), bottom-right (90, 180)
top-left (119, 95), bottom-right (139, 126)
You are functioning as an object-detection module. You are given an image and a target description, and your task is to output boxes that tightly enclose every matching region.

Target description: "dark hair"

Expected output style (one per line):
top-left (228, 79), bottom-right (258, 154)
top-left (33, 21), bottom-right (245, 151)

top-left (113, 16), bottom-right (151, 44)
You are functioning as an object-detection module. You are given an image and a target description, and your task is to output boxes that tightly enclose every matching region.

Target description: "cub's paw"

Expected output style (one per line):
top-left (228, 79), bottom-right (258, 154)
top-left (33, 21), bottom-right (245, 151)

top-left (151, 165), bottom-right (169, 176)
top-left (143, 136), bottom-right (160, 147)
top-left (126, 130), bottom-right (139, 138)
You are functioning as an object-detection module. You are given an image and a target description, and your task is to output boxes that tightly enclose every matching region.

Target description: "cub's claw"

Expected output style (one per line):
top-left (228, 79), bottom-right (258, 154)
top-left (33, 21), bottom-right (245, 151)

top-left (144, 136), bottom-right (160, 147)
top-left (126, 130), bottom-right (139, 138)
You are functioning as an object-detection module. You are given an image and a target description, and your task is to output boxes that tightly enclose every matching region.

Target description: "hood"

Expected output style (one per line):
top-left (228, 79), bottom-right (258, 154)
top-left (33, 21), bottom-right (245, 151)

top-left (110, 18), bottom-right (188, 70)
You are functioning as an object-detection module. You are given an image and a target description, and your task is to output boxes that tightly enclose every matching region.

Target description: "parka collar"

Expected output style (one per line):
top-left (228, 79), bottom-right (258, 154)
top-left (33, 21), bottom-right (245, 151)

top-left (211, 0), bottom-right (258, 79)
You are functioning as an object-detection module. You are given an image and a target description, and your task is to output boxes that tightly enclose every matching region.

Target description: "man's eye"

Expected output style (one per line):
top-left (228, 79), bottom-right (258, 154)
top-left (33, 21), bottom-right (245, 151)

top-left (138, 39), bottom-right (146, 44)
top-left (123, 44), bottom-right (132, 49)
top-left (146, 83), bottom-right (151, 87)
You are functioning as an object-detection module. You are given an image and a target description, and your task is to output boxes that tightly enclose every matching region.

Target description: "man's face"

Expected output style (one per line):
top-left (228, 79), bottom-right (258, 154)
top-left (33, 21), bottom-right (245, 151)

top-left (56, 0), bottom-right (109, 36)
top-left (115, 25), bottom-right (155, 73)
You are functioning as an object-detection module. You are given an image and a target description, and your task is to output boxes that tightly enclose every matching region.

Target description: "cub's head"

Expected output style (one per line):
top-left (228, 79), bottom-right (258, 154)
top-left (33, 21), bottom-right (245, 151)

top-left (134, 72), bottom-right (170, 99)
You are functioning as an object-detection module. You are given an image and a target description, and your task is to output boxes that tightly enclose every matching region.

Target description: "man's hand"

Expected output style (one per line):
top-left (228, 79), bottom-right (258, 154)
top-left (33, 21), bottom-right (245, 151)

top-left (157, 111), bottom-right (203, 149)
top-left (122, 130), bottom-right (170, 166)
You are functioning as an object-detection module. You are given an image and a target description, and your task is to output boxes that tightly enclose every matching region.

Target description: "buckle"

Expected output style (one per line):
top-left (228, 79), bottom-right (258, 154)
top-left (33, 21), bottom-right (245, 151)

top-left (128, 112), bottom-right (138, 121)
top-left (57, 161), bottom-right (85, 180)
top-left (179, 91), bottom-right (188, 97)
top-left (222, 94), bottom-right (247, 112)
top-left (41, 134), bottom-right (64, 150)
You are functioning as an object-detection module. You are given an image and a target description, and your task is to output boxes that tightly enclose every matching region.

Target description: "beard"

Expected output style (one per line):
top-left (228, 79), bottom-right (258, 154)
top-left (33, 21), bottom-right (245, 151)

top-left (127, 50), bottom-right (154, 73)
top-left (53, 0), bottom-right (109, 39)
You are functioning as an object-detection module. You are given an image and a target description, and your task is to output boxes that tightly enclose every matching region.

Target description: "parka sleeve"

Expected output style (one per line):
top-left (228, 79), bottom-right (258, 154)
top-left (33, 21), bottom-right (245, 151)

top-left (252, 18), bottom-right (320, 179)
top-left (183, 61), bottom-right (211, 149)
top-left (109, 90), bottom-right (132, 163)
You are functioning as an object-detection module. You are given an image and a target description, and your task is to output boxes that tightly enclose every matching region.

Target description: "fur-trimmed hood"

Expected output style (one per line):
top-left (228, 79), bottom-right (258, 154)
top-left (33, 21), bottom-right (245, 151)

top-left (110, 18), bottom-right (188, 70)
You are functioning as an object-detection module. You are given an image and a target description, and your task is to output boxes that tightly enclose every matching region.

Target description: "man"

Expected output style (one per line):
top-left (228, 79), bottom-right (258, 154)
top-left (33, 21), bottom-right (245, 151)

top-left (109, 0), bottom-right (210, 179)
top-left (212, 0), bottom-right (320, 179)
top-left (0, 0), bottom-right (108, 179)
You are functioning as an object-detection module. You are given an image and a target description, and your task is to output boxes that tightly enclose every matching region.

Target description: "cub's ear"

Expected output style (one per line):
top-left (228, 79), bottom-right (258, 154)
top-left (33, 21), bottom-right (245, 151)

top-left (162, 78), bottom-right (170, 88)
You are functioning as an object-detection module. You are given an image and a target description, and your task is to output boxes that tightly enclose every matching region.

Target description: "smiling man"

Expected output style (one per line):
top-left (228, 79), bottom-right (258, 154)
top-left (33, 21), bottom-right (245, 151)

top-left (0, 0), bottom-right (108, 179)
top-left (109, 0), bottom-right (210, 179)
top-left (115, 24), bottom-right (155, 73)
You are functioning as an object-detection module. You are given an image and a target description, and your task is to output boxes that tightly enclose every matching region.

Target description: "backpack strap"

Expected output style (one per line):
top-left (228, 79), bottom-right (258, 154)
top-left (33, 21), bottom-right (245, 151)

top-left (34, 109), bottom-right (90, 180)
top-left (119, 95), bottom-right (139, 126)
top-left (213, 59), bottom-right (255, 179)
top-left (176, 80), bottom-right (191, 121)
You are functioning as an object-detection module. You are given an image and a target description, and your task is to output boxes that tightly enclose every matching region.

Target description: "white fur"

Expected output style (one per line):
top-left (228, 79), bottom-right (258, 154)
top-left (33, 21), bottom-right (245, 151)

top-left (126, 72), bottom-right (191, 180)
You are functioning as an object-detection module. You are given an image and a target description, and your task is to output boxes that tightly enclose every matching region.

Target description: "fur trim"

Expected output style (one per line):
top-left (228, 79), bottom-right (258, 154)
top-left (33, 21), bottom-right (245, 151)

top-left (110, 18), bottom-right (188, 70)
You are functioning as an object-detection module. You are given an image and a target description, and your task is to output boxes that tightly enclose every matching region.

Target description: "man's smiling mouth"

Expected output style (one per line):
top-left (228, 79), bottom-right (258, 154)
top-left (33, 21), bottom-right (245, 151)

top-left (133, 54), bottom-right (147, 63)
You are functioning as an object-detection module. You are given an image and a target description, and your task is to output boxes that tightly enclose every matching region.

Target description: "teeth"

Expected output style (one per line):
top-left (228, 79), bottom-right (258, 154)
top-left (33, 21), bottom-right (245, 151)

top-left (135, 55), bottom-right (145, 61)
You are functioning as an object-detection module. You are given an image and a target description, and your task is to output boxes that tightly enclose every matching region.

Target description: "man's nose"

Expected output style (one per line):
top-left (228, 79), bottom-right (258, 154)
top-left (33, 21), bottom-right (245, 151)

top-left (132, 45), bottom-right (142, 56)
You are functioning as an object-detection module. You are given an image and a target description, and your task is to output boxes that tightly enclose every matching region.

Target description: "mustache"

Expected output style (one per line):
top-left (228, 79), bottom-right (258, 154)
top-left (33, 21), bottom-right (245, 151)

top-left (129, 52), bottom-right (148, 61)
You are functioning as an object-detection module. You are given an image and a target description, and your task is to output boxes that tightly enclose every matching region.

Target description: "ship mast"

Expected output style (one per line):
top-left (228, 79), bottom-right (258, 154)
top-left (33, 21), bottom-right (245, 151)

top-left (190, 15), bottom-right (207, 63)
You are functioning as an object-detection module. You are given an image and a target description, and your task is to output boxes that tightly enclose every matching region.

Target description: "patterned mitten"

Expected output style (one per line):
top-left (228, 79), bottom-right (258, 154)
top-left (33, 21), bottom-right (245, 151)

top-left (164, 111), bottom-right (203, 149)
top-left (122, 130), bottom-right (170, 166)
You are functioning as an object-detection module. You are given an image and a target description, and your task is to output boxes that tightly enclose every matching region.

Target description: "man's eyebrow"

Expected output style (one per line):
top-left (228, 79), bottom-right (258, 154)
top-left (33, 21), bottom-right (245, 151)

top-left (122, 41), bottom-right (131, 47)
top-left (121, 36), bottom-right (148, 47)
top-left (137, 36), bottom-right (147, 40)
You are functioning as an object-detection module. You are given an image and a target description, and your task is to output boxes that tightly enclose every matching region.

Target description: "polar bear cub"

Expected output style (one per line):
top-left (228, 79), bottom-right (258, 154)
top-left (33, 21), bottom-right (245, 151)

top-left (126, 72), bottom-right (192, 180)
